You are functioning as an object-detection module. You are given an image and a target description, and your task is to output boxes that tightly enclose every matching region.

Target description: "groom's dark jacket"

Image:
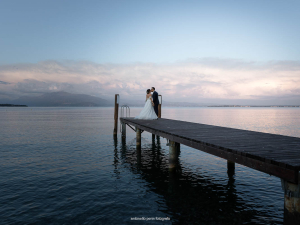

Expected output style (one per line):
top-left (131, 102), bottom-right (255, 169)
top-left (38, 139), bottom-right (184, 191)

top-left (152, 91), bottom-right (159, 106)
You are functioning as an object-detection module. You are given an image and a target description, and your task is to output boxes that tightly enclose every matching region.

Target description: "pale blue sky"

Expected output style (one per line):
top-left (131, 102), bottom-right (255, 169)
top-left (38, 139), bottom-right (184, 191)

top-left (1, 0), bottom-right (300, 104)
top-left (1, 0), bottom-right (300, 64)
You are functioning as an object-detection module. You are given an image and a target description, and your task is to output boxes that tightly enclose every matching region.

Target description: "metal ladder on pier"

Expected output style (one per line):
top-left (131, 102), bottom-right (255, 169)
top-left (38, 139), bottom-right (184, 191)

top-left (120, 105), bottom-right (135, 132)
top-left (120, 105), bottom-right (143, 133)
top-left (120, 105), bottom-right (130, 118)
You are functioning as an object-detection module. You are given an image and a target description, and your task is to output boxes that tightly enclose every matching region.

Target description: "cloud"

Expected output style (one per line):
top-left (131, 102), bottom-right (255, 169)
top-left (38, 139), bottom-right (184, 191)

top-left (14, 79), bottom-right (74, 94)
top-left (0, 59), bottom-right (300, 104)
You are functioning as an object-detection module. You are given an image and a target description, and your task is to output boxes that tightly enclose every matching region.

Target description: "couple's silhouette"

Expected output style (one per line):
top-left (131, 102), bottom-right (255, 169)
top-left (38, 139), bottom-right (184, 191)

top-left (135, 87), bottom-right (159, 120)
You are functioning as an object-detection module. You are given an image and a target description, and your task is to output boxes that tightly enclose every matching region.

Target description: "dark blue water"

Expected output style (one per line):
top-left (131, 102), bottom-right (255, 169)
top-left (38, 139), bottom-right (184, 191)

top-left (1, 107), bottom-right (299, 224)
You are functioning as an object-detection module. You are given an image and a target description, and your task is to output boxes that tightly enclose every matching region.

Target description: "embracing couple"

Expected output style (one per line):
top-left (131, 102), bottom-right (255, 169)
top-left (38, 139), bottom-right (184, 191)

top-left (135, 87), bottom-right (159, 120)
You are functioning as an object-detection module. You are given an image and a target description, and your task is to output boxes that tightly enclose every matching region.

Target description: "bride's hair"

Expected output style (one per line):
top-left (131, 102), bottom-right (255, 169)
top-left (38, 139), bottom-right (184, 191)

top-left (146, 89), bottom-right (150, 94)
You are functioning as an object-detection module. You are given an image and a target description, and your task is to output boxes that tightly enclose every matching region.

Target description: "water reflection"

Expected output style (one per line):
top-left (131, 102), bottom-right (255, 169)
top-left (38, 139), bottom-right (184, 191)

top-left (136, 146), bottom-right (142, 168)
top-left (227, 161), bottom-right (235, 178)
top-left (115, 136), bottom-right (270, 224)
top-left (113, 135), bottom-right (121, 179)
top-left (121, 138), bottom-right (127, 160)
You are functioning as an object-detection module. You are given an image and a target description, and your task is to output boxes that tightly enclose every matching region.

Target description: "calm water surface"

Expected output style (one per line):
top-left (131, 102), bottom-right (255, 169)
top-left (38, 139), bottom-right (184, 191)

top-left (1, 107), bottom-right (300, 224)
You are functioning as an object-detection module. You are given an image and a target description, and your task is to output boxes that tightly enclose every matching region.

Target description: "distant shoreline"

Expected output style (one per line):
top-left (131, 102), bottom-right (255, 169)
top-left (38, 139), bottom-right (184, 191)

top-left (0, 104), bottom-right (28, 107)
top-left (208, 105), bottom-right (300, 108)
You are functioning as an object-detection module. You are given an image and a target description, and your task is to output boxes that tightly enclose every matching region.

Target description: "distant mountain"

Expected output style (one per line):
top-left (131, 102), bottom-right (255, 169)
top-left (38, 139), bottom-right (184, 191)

top-left (161, 101), bottom-right (208, 107)
top-left (8, 92), bottom-right (111, 107)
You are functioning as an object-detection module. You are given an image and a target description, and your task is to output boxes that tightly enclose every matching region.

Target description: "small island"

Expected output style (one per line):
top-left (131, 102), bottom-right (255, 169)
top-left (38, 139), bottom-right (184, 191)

top-left (0, 104), bottom-right (28, 107)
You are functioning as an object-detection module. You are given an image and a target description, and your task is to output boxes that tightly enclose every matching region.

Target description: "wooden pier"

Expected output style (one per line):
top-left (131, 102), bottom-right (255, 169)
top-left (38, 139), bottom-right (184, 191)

top-left (119, 117), bottom-right (300, 224)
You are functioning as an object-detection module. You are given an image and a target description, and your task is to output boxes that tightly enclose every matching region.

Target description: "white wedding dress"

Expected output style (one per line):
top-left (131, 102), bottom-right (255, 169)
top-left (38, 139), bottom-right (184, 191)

top-left (135, 96), bottom-right (158, 120)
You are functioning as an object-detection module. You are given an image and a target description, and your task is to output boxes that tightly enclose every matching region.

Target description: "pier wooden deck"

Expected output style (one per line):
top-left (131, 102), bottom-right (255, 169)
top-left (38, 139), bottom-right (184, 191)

top-left (120, 117), bottom-right (300, 184)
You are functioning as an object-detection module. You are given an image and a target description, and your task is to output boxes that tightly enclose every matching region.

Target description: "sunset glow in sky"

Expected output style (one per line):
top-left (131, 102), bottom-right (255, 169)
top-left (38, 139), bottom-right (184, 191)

top-left (1, 0), bottom-right (300, 104)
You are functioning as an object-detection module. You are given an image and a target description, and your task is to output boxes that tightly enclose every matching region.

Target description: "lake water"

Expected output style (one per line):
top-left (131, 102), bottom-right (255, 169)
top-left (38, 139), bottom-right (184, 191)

top-left (1, 107), bottom-right (300, 224)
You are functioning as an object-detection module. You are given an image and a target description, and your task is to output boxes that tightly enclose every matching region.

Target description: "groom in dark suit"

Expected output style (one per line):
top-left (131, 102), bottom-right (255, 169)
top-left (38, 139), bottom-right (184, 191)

top-left (151, 87), bottom-right (159, 116)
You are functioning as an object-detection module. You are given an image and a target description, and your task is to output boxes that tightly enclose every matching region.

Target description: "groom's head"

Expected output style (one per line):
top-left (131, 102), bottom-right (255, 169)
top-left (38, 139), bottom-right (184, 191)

top-left (151, 87), bottom-right (155, 92)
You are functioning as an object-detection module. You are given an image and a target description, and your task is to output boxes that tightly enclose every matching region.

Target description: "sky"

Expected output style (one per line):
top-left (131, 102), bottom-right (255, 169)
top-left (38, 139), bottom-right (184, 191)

top-left (0, 0), bottom-right (300, 105)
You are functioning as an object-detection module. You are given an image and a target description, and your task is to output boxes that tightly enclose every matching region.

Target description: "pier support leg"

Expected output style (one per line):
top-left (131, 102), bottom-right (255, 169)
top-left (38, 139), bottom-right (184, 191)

top-left (152, 133), bottom-right (155, 141)
top-left (169, 141), bottom-right (180, 172)
top-left (227, 160), bottom-right (235, 178)
top-left (281, 179), bottom-right (300, 224)
top-left (121, 122), bottom-right (126, 140)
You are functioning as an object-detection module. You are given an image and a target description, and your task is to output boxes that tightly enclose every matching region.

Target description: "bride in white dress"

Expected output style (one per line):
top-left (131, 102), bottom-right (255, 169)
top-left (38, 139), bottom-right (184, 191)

top-left (135, 89), bottom-right (158, 120)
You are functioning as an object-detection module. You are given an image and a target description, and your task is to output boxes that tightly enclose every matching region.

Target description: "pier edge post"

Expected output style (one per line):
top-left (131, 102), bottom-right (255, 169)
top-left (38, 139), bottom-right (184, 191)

top-left (113, 94), bottom-right (119, 135)
top-left (158, 95), bottom-right (162, 118)
top-left (281, 178), bottom-right (300, 224)
top-left (169, 140), bottom-right (180, 172)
